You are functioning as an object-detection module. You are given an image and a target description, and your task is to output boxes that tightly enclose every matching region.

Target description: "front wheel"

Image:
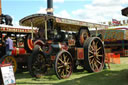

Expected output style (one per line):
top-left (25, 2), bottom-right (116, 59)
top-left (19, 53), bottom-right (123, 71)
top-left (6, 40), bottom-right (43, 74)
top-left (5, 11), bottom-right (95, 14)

top-left (54, 50), bottom-right (73, 79)
top-left (28, 45), bottom-right (47, 78)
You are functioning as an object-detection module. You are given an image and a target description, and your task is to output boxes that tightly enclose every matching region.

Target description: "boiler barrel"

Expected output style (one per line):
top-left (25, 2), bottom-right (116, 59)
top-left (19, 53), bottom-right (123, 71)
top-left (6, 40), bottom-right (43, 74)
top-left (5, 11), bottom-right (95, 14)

top-left (12, 47), bottom-right (26, 55)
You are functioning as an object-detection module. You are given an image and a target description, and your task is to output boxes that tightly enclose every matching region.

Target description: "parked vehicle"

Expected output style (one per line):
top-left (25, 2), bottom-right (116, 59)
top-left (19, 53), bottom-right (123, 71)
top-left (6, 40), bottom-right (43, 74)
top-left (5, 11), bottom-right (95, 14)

top-left (0, 25), bottom-right (37, 72)
top-left (20, 13), bottom-right (108, 79)
top-left (19, 0), bottom-right (108, 79)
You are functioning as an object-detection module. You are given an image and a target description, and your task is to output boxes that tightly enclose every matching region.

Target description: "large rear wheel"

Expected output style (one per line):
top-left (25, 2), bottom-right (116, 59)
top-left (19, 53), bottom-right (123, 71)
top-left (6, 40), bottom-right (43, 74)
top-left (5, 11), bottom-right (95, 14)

top-left (55, 50), bottom-right (73, 79)
top-left (84, 37), bottom-right (105, 72)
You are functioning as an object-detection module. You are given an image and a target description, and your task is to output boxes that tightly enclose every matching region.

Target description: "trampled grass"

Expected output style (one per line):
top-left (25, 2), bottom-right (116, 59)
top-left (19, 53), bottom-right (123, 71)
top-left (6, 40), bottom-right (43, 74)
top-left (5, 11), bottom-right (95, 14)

top-left (16, 57), bottom-right (128, 85)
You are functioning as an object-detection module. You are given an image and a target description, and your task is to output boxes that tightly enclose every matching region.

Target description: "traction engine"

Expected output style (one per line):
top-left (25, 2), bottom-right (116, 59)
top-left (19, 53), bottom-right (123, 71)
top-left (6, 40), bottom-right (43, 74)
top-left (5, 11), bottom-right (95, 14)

top-left (19, 0), bottom-right (107, 79)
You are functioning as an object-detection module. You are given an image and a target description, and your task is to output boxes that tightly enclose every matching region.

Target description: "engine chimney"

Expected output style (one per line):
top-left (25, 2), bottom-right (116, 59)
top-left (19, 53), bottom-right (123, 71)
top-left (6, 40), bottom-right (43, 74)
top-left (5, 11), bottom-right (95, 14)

top-left (47, 0), bottom-right (53, 15)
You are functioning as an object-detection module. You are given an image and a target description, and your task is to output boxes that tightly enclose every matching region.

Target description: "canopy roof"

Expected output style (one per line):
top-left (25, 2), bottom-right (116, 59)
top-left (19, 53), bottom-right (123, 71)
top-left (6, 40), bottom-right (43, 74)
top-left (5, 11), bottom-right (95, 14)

top-left (20, 13), bottom-right (108, 31)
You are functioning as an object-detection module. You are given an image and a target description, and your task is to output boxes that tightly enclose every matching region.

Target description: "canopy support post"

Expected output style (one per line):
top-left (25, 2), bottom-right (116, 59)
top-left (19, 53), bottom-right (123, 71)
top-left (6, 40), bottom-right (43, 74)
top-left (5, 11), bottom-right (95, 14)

top-left (45, 20), bottom-right (48, 40)
top-left (31, 19), bottom-right (34, 40)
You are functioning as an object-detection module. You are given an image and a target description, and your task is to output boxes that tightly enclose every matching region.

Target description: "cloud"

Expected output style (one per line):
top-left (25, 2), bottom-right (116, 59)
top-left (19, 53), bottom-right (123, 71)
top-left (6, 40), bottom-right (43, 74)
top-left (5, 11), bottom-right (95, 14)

top-left (72, 0), bottom-right (128, 23)
top-left (121, 0), bottom-right (128, 5)
top-left (37, 7), bottom-right (47, 14)
top-left (55, 10), bottom-right (71, 18)
top-left (37, 7), bottom-right (71, 19)
top-left (37, 5), bottom-right (58, 14)
top-left (36, 0), bottom-right (128, 25)
top-left (13, 21), bottom-right (20, 26)
top-left (92, 0), bottom-right (122, 6)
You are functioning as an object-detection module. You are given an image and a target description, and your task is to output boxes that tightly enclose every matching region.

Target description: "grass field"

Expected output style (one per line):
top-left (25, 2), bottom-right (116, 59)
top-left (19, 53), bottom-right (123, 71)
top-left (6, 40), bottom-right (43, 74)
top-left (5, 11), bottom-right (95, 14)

top-left (16, 57), bottom-right (128, 85)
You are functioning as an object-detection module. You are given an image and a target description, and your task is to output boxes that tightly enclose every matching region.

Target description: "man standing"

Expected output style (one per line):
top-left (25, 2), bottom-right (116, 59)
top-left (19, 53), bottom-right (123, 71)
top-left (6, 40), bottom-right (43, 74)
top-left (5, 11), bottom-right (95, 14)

top-left (5, 35), bottom-right (13, 56)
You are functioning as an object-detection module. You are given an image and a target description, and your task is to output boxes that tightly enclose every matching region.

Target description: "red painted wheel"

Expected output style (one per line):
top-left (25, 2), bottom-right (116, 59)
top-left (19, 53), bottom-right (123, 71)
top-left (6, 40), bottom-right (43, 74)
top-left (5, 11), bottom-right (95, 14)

top-left (84, 37), bottom-right (105, 72)
top-left (0, 55), bottom-right (17, 72)
top-left (24, 34), bottom-right (34, 52)
top-left (55, 50), bottom-right (73, 79)
top-left (34, 40), bottom-right (52, 55)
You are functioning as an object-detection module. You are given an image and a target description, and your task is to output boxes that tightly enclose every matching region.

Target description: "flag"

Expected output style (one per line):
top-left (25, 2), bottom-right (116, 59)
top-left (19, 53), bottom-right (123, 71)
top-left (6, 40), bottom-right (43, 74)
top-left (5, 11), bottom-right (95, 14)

top-left (112, 19), bottom-right (120, 26)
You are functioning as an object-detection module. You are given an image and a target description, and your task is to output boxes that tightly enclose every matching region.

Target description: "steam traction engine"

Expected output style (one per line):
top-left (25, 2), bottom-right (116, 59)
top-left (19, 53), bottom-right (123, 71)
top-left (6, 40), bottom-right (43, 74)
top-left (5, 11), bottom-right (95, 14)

top-left (19, 13), bottom-right (107, 79)
top-left (0, 25), bottom-right (37, 72)
top-left (20, 0), bottom-right (108, 79)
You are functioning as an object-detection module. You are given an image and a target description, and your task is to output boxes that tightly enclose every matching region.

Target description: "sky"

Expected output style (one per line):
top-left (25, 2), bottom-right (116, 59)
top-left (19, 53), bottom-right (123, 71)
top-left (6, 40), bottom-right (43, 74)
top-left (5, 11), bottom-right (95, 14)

top-left (2, 0), bottom-right (128, 26)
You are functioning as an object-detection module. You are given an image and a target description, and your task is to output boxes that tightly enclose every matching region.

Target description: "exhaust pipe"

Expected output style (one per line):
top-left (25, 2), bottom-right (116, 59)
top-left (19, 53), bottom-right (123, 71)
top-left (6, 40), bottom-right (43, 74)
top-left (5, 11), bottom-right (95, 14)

top-left (47, 0), bottom-right (53, 15)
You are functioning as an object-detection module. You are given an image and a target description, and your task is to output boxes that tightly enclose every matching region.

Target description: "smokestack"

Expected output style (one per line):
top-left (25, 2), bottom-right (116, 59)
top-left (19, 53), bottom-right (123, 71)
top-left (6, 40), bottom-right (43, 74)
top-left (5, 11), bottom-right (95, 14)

top-left (47, 0), bottom-right (53, 15)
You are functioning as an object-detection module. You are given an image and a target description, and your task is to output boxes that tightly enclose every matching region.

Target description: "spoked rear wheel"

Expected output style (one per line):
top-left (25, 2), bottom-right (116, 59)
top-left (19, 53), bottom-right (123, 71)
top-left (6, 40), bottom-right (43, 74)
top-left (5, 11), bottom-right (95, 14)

top-left (55, 50), bottom-right (73, 79)
top-left (84, 37), bottom-right (105, 72)
top-left (0, 55), bottom-right (17, 72)
top-left (28, 45), bottom-right (47, 78)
